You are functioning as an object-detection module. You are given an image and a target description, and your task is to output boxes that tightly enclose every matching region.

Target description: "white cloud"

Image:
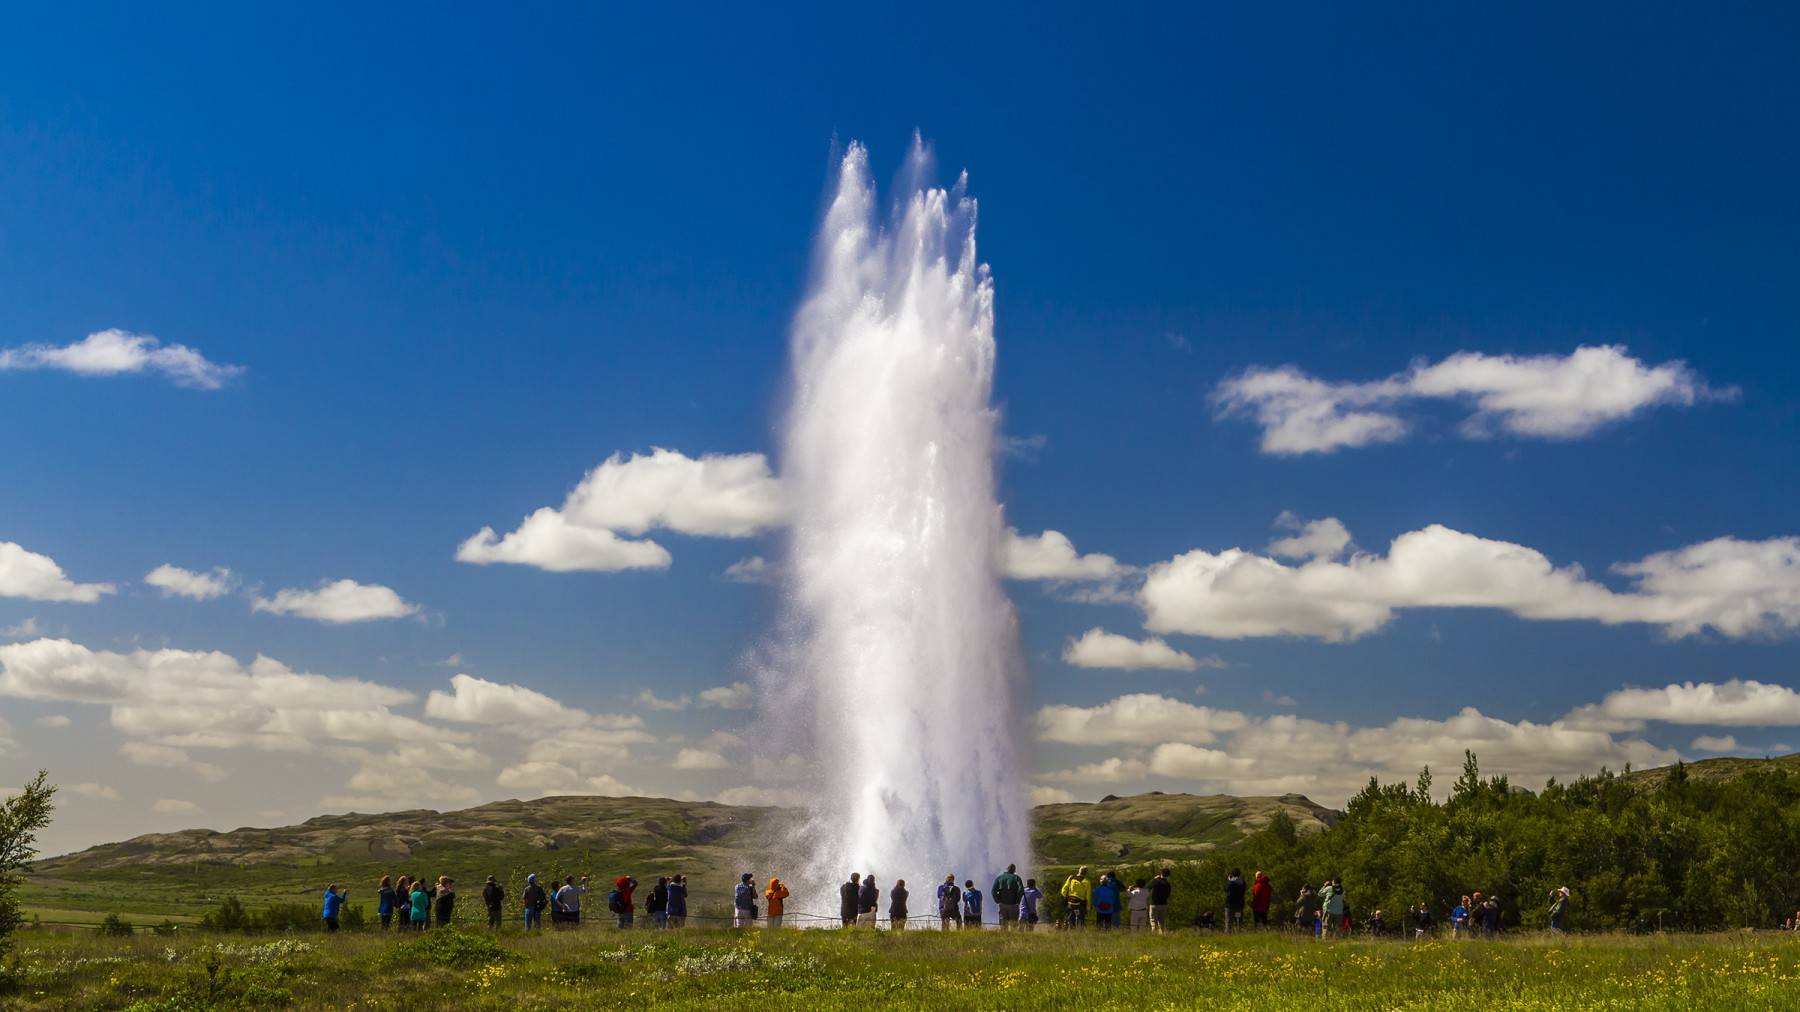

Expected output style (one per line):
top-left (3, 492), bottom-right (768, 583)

top-left (714, 785), bottom-right (807, 807)
top-left (152, 799), bottom-right (199, 814)
top-left (0, 329), bottom-right (243, 389)
top-left (1033, 693), bottom-right (1249, 746)
top-left (1691, 734), bottom-right (1740, 752)
top-left (0, 638), bottom-right (443, 757)
top-left (722, 556), bottom-right (775, 584)
top-left (576, 773), bottom-right (638, 797)
top-left (636, 689), bottom-right (691, 712)
top-left (522, 732), bottom-right (632, 773)
top-left (1062, 628), bottom-right (1200, 671)
top-left (3, 618), bottom-right (45, 638)
top-left (1267, 513), bottom-right (1352, 562)
top-left (70, 782), bottom-right (120, 801)
top-left (458, 449), bottom-right (786, 573)
top-left (252, 579), bottom-right (420, 623)
top-left (425, 674), bottom-right (649, 748)
top-left (671, 748), bottom-right (731, 771)
top-left (119, 742), bottom-right (228, 783)
top-left (698, 682), bottom-right (753, 710)
top-left (1140, 520), bottom-right (1800, 642)
top-left (144, 564), bottom-right (234, 601)
top-left (1029, 786), bottom-right (1076, 806)
top-left (1038, 690), bottom-right (1681, 806)
top-left (1568, 680), bottom-right (1800, 728)
top-left (36, 714), bottom-right (70, 728)
top-left (1002, 529), bottom-right (1128, 582)
top-left (1041, 757), bottom-right (1149, 784)
top-left (0, 542), bottom-right (115, 603)
top-left (1215, 345), bottom-right (1732, 455)
top-left (497, 761), bottom-right (585, 793)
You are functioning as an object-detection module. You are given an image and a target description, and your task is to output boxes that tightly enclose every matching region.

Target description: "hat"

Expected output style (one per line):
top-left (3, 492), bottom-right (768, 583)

top-left (486, 876), bottom-right (497, 883)
top-left (742, 873), bottom-right (753, 882)
top-left (527, 873), bottom-right (537, 882)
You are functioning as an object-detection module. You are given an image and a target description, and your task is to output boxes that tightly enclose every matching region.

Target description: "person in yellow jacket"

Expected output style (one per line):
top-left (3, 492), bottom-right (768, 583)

top-left (1061, 866), bottom-right (1092, 928)
top-left (764, 877), bottom-right (791, 929)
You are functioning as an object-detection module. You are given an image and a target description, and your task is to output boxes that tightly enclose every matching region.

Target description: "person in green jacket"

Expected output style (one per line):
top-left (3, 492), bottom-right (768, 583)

top-left (409, 881), bottom-right (430, 931)
top-left (992, 864), bottom-right (1025, 929)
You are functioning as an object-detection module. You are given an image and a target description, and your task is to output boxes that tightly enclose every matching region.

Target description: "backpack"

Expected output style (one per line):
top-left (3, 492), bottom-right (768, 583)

top-left (940, 889), bottom-right (960, 915)
top-left (607, 889), bottom-right (623, 913)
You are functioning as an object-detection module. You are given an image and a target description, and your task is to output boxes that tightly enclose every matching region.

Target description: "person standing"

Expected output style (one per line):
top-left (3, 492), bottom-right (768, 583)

top-left (409, 879), bottom-right (429, 931)
top-left (522, 873), bottom-right (547, 931)
top-left (1451, 896), bottom-right (1471, 938)
top-left (840, 873), bottom-right (862, 928)
top-left (735, 873), bottom-right (758, 929)
top-left (1022, 879), bottom-right (1043, 931)
top-left (556, 876), bottom-right (587, 928)
top-left (962, 879), bottom-right (983, 928)
top-left (482, 876), bottom-right (504, 930)
top-left (649, 876), bottom-right (671, 929)
top-left (613, 875), bottom-right (637, 929)
top-left (858, 873), bottom-right (880, 926)
top-left (1294, 885), bottom-right (1318, 934)
top-left (938, 874), bottom-right (962, 930)
top-left (1318, 879), bottom-right (1344, 937)
top-left (434, 877), bottom-right (456, 928)
top-left (1250, 871), bottom-right (1272, 927)
top-left (376, 877), bottom-right (396, 931)
top-left (666, 874), bottom-right (688, 928)
top-left (1146, 869), bottom-right (1172, 933)
top-left (321, 884), bottom-right (347, 933)
top-left (992, 864), bottom-right (1025, 928)
top-left (1091, 873), bottom-right (1120, 929)
top-left (889, 879), bottom-right (909, 931)
top-left (1224, 869), bottom-right (1247, 932)
top-left (1061, 867), bottom-right (1092, 929)
top-left (764, 876), bottom-right (789, 929)
top-left (1127, 878), bottom-right (1150, 930)
top-left (1548, 887), bottom-right (1569, 933)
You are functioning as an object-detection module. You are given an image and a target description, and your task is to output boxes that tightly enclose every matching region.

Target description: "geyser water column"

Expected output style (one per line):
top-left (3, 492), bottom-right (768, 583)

top-left (778, 139), bottom-right (1032, 893)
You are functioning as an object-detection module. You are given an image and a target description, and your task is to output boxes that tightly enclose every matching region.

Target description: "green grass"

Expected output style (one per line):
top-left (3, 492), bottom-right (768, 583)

top-left (7, 925), bottom-right (1800, 1010)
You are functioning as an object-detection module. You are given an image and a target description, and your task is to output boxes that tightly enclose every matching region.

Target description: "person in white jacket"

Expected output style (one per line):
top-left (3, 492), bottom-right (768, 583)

top-left (1127, 878), bottom-right (1151, 930)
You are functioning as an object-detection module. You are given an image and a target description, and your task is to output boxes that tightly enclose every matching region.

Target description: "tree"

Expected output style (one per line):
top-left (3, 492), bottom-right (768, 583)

top-left (0, 770), bottom-right (57, 962)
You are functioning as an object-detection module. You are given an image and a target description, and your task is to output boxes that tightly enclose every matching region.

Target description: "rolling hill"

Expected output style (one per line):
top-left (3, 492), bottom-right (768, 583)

top-left (23, 791), bottom-right (1338, 921)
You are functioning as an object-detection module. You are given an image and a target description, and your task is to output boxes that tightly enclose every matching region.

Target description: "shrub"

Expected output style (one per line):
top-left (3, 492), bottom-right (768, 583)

top-left (99, 913), bottom-right (134, 937)
top-left (199, 897), bottom-right (252, 933)
top-left (383, 928), bottom-right (516, 969)
top-left (0, 771), bottom-right (56, 965)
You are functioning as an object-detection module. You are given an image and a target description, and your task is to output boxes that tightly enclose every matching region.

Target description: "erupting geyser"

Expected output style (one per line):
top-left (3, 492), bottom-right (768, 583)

top-left (776, 138), bottom-right (1032, 896)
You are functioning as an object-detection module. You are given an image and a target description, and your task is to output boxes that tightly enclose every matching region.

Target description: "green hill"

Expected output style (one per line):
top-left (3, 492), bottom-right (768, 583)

top-left (1620, 752), bottom-right (1800, 789)
top-left (23, 791), bottom-right (1338, 923)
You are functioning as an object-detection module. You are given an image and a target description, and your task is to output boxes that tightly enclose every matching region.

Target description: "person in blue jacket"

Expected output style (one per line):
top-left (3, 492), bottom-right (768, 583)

top-left (1091, 873), bottom-right (1121, 929)
top-left (962, 880), bottom-right (984, 927)
top-left (322, 883), bottom-right (348, 932)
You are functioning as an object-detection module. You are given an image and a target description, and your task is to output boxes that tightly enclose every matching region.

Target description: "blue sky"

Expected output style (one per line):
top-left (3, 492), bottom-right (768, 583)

top-left (3, 3), bottom-right (1798, 855)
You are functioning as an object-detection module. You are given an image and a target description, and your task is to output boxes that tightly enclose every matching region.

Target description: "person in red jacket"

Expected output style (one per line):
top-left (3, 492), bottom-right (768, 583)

top-left (1251, 870), bottom-right (1273, 926)
top-left (612, 875), bottom-right (637, 929)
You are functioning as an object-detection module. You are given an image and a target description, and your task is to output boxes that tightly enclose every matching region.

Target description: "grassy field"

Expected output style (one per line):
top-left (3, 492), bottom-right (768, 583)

top-left (7, 924), bottom-right (1800, 1010)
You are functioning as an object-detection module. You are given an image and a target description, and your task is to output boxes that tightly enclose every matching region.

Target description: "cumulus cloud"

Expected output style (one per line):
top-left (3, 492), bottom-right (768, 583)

top-left (1034, 693), bottom-right (1250, 746)
top-left (152, 799), bottom-right (199, 814)
top-left (3, 618), bottom-right (45, 638)
top-left (715, 785), bottom-right (807, 807)
top-left (0, 329), bottom-right (242, 389)
top-left (1003, 528), bottom-right (1128, 582)
top-left (1691, 734), bottom-right (1740, 752)
top-left (0, 637), bottom-right (445, 756)
top-left (722, 556), bottom-right (775, 584)
top-left (0, 542), bottom-right (114, 603)
top-left (698, 682), bottom-right (753, 710)
top-left (1140, 519), bottom-right (1800, 642)
top-left (252, 579), bottom-right (420, 623)
top-left (70, 782), bottom-right (120, 801)
top-left (497, 761), bottom-right (586, 793)
top-left (1215, 345), bottom-right (1732, 455)
top-left (1036, 690), bottom-right (1682, 806)
top-left (144, 564), bottom-right (234, 601)
top-left (636, 689), bottom-right (691, 712)
top-left (120, 742), bottom-right (229, 783)
top-left (458, 449), bottom-right (786, 573)
top-left (1567, 679), bottom-right (1800, 729)
top-left (1267, 513), bottom-right (1352, 561)
top-left (573, 773), bottom-right (639, 797)
top-left (1029, 786), bottom-right (1077, 806)
top-left (1062, 628), bottom-right (1201, 671)
top-left (671, 748), bottom-right (731, 771)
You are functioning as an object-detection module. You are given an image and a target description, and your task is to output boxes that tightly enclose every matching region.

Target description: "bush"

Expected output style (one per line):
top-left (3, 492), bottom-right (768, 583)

top-left (0, 771), bottom-right (56, 964)
top-left (199, 897), bottom-right (252, 933)
top-left (383, 928), bottom-right (516, 969)
top-left (99, 913), bottom-right (133, 937)
top-left (152, 920), bottom-right (180, 937)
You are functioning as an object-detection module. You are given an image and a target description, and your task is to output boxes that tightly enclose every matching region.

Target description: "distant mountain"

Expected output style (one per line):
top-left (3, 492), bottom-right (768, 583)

top-left (1620, 752), bottom-right (1800, 789)
top-left (25, 791), bottom-right (1340, 917)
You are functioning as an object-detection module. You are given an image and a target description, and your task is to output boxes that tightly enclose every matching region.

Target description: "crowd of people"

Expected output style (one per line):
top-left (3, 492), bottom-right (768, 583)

top-left (321, 864), bottom-right (1567, 937)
